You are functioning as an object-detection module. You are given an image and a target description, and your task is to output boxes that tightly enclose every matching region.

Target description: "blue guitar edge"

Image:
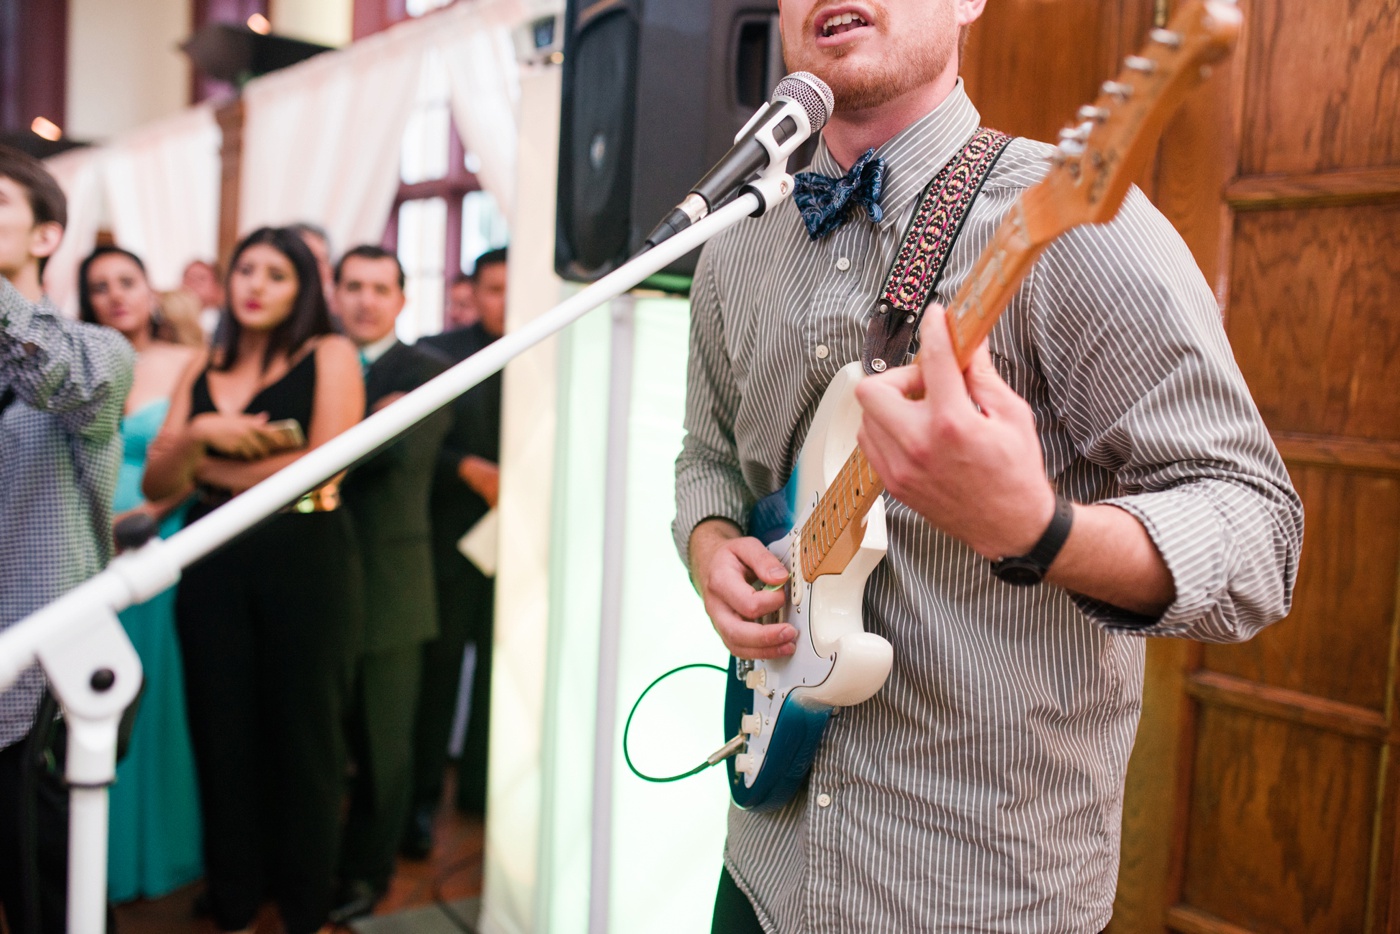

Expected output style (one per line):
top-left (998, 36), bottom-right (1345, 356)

top-left (724, 478), bottom-right (833, 812)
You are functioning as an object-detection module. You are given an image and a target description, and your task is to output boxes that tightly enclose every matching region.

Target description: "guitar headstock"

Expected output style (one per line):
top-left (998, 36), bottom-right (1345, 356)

top-left (1041, 0), bottom-right (1243, 227)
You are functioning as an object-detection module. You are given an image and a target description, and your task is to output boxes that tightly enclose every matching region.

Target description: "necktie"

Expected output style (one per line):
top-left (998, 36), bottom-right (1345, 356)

top-left (792, 148), bottom-right (887, 241)
top-left (358, 350), bottom-right (371, 376)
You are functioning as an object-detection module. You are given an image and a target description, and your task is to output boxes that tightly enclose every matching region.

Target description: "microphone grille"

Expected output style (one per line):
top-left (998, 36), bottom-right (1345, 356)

top-left (773, 72), bottom-right (834, 134)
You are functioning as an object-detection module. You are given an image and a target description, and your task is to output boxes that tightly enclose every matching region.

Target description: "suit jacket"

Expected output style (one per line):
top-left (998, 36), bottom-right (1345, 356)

top-left (418, 325), bottom-right (501, 582)
top-left (341, 341), bottom-right (452, 653)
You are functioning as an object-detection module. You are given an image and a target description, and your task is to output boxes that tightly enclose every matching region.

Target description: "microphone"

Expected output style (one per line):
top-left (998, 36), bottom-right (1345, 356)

top-left (643, 71), bottom-right (834, 251)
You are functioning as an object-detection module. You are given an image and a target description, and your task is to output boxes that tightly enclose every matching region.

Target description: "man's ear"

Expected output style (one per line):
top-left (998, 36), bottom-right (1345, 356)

top-left (29, 221), bottom-right (63, 261)
top-left (957, 0), bottom-right (988, 27)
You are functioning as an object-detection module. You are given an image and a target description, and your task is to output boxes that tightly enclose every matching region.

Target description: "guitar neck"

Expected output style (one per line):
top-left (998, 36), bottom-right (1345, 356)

top-left (800, 197), bottom-right (1051, 581)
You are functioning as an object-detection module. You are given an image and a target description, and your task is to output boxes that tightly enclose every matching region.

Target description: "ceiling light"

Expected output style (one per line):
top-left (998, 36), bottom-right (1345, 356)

top-left (30, 117), bottom-right (62, 142)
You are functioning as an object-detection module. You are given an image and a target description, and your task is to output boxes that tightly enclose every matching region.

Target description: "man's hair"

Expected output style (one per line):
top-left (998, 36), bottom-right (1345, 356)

top-left (469, 247), bottom-right (508, 281)
top-left (335, 245), bottom-right (405, 290)
top-left (0, 145), bottom-right (67, 276)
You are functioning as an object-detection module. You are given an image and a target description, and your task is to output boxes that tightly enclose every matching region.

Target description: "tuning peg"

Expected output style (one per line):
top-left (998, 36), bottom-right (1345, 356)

top-left (1055, 139), bottom-right (1086, 159)
top-left (1150, 28), bottom-right (1183, 47)
top-left (1125, 55), bottom-right (1157, 74)
top-left (1058, 121), bottom-right (1094, 143)
top-left (1077, 105), bottom-right (1110, 122)
top-left (1102, 80), bottom-right (1134, 100)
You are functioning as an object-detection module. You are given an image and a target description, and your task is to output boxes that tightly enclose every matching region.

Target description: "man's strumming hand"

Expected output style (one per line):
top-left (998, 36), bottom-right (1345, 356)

top-left (688, 518), bottom-right (797, 660)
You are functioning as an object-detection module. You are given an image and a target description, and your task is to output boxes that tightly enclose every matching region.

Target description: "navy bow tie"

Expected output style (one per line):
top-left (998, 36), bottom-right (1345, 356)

top-left (793, 148), bottom-right (887, 241)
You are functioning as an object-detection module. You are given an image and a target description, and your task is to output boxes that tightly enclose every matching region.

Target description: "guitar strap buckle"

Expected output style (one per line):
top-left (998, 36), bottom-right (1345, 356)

top-left (861, 127), bottom-right (1013, 376)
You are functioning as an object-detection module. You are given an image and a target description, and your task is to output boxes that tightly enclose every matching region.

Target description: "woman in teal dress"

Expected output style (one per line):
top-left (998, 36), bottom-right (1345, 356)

top-left (79, 246), bottom-right (204, 902)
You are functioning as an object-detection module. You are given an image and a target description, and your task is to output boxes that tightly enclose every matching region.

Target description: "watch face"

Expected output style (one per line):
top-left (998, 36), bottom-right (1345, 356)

top-left (993, 559), bottom-right (1043, 587)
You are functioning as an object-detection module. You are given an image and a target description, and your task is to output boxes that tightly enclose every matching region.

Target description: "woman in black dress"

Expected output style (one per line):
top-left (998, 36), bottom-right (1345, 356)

top-left (144, 227), bottom-right (364, 934)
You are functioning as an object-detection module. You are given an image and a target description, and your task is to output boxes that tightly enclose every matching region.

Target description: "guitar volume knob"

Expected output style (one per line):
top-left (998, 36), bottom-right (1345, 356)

top-left (735, 753), bottom-right (757, 775)
top-left (742, 713), bottom-right (763, 735)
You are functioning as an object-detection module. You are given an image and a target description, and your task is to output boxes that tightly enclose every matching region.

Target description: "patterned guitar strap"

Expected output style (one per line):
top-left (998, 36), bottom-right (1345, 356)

top-left (861, 127), bottom-right (1014, 375)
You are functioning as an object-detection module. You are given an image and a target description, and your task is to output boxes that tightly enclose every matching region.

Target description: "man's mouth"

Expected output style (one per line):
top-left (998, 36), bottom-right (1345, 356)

top-left (818, 8), bottom-right (873, 39)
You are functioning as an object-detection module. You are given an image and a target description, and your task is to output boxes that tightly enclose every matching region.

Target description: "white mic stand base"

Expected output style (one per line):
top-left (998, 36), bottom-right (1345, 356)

top-left (38, 607), bottom-right (142, 934)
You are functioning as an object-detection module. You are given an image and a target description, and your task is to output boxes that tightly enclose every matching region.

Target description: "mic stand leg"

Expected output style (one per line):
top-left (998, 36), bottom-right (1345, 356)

top-left (32, 607), bottom-right (143, 934)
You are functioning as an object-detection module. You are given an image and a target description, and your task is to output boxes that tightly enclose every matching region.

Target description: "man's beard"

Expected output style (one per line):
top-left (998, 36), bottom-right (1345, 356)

top-left (783, 4), bottom-right (957, 113)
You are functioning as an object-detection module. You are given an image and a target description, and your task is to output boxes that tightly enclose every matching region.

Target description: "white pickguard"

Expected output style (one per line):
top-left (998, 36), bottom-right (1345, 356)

top-left (736, 362), bottom-right (894, 785)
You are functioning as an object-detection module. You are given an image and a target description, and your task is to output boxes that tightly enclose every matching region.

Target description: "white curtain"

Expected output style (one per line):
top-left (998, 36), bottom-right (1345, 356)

top-left (41, 148), bottom-right (105, 316)
top-left (435, 0), bottom-right (524, 219)
top-left (101, 105), bottom-right (221, 291)
top-left (239, 23), bottom-right (422, 254)
top-left (239, 0), bottom-right (525, 257)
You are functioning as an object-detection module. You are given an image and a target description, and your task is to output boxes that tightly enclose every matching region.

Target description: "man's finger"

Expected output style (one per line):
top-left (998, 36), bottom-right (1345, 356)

top-left (712, 568), bottom-right (786, 621)
top-left (915, 305), bottom-right (974, 405)
top-left (729, 537), bottom-right (788, 585)
top-left (963, 339), bottom-right (1020, 418)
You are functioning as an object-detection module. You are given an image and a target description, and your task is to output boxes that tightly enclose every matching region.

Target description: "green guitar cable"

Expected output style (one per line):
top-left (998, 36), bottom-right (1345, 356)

top-left (622, 662), bottom-right (745, 783)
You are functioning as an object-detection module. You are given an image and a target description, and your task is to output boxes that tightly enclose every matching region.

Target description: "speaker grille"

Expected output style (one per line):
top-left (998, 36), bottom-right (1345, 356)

top-left (773, 72), bottom-right (834, 135)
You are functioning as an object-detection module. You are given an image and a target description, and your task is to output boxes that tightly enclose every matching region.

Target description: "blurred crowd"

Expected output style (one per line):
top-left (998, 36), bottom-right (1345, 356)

top-left (0, 145), bottom-right (507, 934)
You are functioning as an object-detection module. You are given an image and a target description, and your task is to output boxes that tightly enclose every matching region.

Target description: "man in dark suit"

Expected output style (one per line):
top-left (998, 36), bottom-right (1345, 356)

top-left (402, 247), bottom-right (506, 856)
top-left (330, 246), bottom-right (452, 921)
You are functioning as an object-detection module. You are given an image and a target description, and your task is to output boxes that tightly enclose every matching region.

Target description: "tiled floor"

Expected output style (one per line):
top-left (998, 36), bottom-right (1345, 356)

top-left (113, 790), bottom-right (485, 934)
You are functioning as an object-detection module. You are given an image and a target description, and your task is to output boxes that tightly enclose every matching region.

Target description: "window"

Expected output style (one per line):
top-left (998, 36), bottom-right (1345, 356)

top-left (384, 49), bottom-right (508, 341)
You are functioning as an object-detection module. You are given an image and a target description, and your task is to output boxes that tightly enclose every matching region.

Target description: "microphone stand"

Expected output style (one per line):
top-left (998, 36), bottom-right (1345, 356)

top-left (0, 168), bottom-right (795, 934)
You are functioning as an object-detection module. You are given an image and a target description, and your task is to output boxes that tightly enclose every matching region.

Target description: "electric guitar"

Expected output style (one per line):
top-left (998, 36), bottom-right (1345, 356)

top-left (724, 0), bottom-right (1243, 811)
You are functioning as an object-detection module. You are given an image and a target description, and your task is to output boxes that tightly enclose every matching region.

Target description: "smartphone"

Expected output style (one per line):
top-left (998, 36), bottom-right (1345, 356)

top-left (264, 418), bottom-right (306, 449)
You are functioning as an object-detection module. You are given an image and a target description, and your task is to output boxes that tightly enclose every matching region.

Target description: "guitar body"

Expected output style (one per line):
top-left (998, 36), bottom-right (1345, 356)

top-left (725, 362), bottom-right (894, 811)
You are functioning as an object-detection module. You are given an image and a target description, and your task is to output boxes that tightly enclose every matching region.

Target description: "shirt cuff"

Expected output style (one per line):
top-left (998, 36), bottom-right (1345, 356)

top-left (0, 278), bottom-right (38, 357)
top-left (1073, 489), bottom-right (1228, 637)
top-left (672, 482), bottom-right (752, 568)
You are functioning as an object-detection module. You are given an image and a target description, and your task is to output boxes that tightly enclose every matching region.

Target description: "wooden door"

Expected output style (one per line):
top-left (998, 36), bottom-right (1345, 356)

top-left (966, 2), bottom-right (1400, 931)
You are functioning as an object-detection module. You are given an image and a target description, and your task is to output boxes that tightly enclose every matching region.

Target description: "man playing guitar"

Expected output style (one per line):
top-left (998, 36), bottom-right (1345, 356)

top-left (675, 0), bottom-right (1303, 930)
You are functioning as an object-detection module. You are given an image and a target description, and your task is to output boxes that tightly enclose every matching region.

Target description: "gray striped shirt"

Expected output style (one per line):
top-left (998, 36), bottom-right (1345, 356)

top-left (673, 82), bottom-right (1302, 933)
top-left (1, 277), bottom-right (131, 748)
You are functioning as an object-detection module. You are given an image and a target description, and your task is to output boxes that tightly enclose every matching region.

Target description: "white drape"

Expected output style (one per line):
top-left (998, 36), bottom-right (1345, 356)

top-left (437, 0), bottom-right (524, 219)
top-left (239, 26), bottom-right (421, 254)
top-left (239, 0), bottom-right (524, 255)
top-left (101, 105), bottom-right (221, 291)
top-left (41, 148), bottom-right (105, 316)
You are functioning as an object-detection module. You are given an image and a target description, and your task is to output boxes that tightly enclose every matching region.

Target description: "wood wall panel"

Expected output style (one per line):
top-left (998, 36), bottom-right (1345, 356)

top-left (1225, 202), bottom-right (1400, 441)
top-left (1238, 0), bottom-right (1400, 176)
top-left (1180, 707), bottom-right (1378, 934)
top-left (962, 0), bottom-right (1153, 148)
top-left (1202, 463), bottom-right (1400, 711)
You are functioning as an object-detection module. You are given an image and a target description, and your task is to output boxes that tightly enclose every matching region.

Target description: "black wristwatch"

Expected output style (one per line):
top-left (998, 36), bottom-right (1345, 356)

top-left (990, 496), bottom-right (1074, 586)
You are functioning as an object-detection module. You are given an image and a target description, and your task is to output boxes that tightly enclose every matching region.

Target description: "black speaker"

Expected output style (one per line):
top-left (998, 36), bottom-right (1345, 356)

top-left (555, 0), bottom-right (803, 285)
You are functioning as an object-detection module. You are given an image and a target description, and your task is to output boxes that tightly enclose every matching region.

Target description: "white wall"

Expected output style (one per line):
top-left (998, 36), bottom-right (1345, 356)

top-left (66, 0), bottom-right (191, 142)
top-left (271, 0), bottom-right (352, 47)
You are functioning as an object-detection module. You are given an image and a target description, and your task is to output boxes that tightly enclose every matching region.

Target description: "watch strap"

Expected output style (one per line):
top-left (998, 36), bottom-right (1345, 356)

top-left (990, 496), bottom-right (1074, 585)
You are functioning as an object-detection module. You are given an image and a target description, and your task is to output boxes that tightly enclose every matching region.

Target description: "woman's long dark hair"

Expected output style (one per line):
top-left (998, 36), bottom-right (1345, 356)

top-left (212, 226), bottom-right (333, 372)
top-left (78, 245), bottom-right (161, 338)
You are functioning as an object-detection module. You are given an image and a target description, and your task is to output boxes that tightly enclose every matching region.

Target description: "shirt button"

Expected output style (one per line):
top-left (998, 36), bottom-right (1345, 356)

top-left (816, 792), bottom-right (832, 808)
top-left (835, 256), bottom-right (851, 271)
top-left (815, 344), bottom-right (829, 360)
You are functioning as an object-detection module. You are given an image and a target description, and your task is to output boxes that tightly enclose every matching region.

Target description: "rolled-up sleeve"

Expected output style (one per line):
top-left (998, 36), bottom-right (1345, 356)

top-left (672, 249), bottom-right (753, 567)
top-left (1032, 188), bottom-right (1303, 643)
top-left (0, 277), bottom-right (132, 441)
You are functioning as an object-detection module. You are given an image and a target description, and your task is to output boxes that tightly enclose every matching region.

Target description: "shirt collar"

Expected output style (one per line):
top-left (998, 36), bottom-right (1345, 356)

top-left (358, 332), bottom-right (399, 366)
top-left (810, 78), bottom-right (982, 230)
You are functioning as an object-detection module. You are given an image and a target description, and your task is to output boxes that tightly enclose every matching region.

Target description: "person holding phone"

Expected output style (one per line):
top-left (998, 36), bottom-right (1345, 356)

top-left (144, 226), bottom-right (365, 934)
top-left (77, 245), bottom-right (204, 904)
